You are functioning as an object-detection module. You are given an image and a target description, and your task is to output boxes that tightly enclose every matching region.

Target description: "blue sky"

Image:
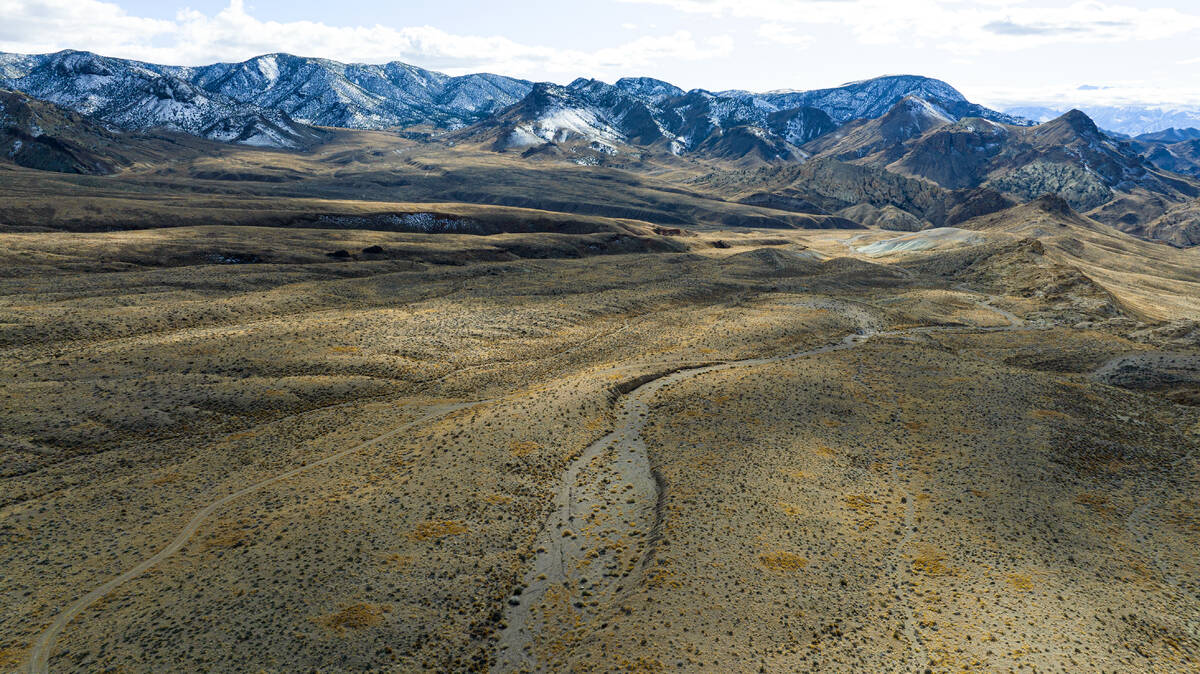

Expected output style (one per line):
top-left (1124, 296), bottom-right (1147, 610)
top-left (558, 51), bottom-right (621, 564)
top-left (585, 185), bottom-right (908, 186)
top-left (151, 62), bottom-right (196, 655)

top-left (4, 0), bottom-right (1200, 108)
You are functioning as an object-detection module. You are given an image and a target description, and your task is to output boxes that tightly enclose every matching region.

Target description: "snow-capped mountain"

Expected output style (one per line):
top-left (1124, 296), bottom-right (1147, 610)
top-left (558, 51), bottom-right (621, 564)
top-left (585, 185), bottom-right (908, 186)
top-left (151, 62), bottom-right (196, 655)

top-left (0, 50), bottom-right (534, 147)
top-left (734, 75), bottom-right (1030, 126)
top-left (481, 82), bottom-right (640, 151)
top-left (458, 73), bottom-right (1031, 162)
top-left (454, 73), bottom-right (1026, 164)
top-left (611, 77), bottom-right (685, 104)
top-left (455, 78), bottom-right (839, 162)
top-left (660, 88), bottom-right (837, 150)
top-left (170, 53), bottom-right (532, 129)
top-left (0, 51), bottom-right (322, 148)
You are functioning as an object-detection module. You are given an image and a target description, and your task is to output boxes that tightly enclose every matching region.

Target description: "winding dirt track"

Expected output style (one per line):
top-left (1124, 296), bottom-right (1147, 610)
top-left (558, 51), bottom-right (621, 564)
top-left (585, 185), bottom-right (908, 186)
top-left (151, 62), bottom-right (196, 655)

top-left (1125, 447), bottom-right (1200, 604)
top-left (494, 290), bottom-right (1027, 671)
top-left (23, 401), bottom-right (481, 674)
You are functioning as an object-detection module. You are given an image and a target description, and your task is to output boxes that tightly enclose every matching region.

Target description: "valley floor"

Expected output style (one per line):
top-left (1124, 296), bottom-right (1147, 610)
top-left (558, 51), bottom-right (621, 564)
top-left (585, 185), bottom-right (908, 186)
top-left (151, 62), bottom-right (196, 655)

top-left (1, 223), bottom-right (1198, 672)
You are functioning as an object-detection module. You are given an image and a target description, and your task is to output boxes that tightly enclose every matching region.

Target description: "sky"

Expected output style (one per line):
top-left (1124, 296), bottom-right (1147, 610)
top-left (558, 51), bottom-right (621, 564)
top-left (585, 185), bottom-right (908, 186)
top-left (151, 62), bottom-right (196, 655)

top-left (3, 0), bottom-right (1199, 109)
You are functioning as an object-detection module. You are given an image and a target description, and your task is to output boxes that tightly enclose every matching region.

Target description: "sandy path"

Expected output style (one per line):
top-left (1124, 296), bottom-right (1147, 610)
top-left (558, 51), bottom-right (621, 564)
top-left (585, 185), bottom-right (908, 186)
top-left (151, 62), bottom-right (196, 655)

top-left (887, 461), bottom-right (929, 673)
top-left (1124, 447), bottom-right (1200, 604)
top-left (22, 400), bottom-right (481, 674)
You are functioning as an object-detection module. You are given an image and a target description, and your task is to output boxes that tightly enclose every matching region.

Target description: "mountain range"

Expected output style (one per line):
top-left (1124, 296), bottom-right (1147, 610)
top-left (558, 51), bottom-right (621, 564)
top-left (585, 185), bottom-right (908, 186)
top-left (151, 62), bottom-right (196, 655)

top-left (0, 50), bottom-right (1024, 153)
top-left (2, 48), bottom-right (1200, 247)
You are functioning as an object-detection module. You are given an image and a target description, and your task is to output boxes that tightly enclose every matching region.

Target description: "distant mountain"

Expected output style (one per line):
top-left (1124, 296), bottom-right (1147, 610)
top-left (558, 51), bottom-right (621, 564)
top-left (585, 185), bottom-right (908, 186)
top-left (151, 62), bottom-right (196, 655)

top-left (1005, 103), bottom-right (1200, 137)
top-left (0, 51), bottom-right (323, 148)
top-left (1109, 129), bottom-right (1200, 179)
top-left (1142, 198), bottom-right (1200, 247)
top-left (1135, 128), bottom-right (1200, 143)
top-left (611, 77), bottom-right (684, 104)
top-left (1003, 106), bottom-right (1066, 124)
top-left (985, 110), bottom-right (1187, 209)
top-left (1136, 139), bottom-right (1200, 179)
top-left (743, 75), bottom-right (1030, 126)
top-left (472, 82), bottom-right (651, 151)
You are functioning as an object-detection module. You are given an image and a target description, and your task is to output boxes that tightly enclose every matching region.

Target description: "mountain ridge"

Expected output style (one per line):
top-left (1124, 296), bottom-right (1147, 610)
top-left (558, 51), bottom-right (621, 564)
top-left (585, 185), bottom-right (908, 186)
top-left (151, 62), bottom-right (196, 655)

top-left (0, 49), bottom-right (1025, 151)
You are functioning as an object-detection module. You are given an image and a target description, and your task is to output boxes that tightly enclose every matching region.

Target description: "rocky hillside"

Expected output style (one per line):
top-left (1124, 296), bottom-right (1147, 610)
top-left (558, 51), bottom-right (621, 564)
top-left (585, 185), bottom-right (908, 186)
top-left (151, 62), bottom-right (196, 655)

top-left (1140, 199), bottom-right (1200, 247)
top-left (778, 98), bottom-right (1200, 240)
top-left (802, 96), bottom-right (954, 161)
top-left (0, 89), bottom-right (126, 174)
top-left (1131, 132), bottom-right (1200, 179)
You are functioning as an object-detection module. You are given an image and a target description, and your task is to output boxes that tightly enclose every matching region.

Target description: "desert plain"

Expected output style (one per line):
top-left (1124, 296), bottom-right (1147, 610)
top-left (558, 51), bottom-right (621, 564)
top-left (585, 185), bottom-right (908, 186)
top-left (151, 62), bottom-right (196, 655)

top-left (0, 133), bottom-right (1199, 673)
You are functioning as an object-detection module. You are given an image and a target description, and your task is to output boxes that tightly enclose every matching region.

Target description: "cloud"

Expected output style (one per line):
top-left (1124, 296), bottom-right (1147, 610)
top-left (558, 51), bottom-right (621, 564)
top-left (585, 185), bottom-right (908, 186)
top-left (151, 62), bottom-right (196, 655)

top-left (975, 81), bottom-right (1200, 109)
top-left (756, 23), bottom-right (813, 47)
top-left (0, 0), bottom-right (733, 80)
top-left (983, 20), bottom-right (1095, 36)
top-left (618, 0), bottom-right (1200, 52)
top-left (0, 0), bottom-right (175, 53)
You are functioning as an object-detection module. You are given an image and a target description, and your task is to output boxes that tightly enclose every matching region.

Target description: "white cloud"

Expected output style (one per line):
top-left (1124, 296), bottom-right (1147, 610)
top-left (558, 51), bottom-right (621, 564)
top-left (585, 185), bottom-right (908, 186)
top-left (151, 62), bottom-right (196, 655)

top-left (618, 0), bottom-right (1200, 52)
top-left (0, 0), bottom-right (175, 55)
top-left (756, 23), bottom-right (813, 48)
top-left (979, 81), bottom-right (1200, 109)
top-left (0, 0), bottom-right (733, 80)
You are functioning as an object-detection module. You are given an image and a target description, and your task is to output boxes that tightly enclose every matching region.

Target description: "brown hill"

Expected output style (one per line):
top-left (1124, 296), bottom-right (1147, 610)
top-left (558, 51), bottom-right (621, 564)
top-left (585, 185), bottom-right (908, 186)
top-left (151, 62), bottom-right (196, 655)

top-left (954, 195), bottom-right (1200, 320)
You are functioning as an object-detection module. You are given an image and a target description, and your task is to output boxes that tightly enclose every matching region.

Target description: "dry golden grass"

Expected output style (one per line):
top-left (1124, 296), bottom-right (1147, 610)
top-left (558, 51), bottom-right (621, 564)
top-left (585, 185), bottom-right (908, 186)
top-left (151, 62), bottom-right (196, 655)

top-left (509, 440), bottom-right (542, 457)
top-left (758, 551), bottom-right (809, 572)
top-left (409, 520), bottom-right (469, 541)
top-left (910, 546), bottom-right (955, 578)
top-left (1005, 573), bottom-right (1035, 591)
top-left (318, 603), bottom-right (390, 634)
